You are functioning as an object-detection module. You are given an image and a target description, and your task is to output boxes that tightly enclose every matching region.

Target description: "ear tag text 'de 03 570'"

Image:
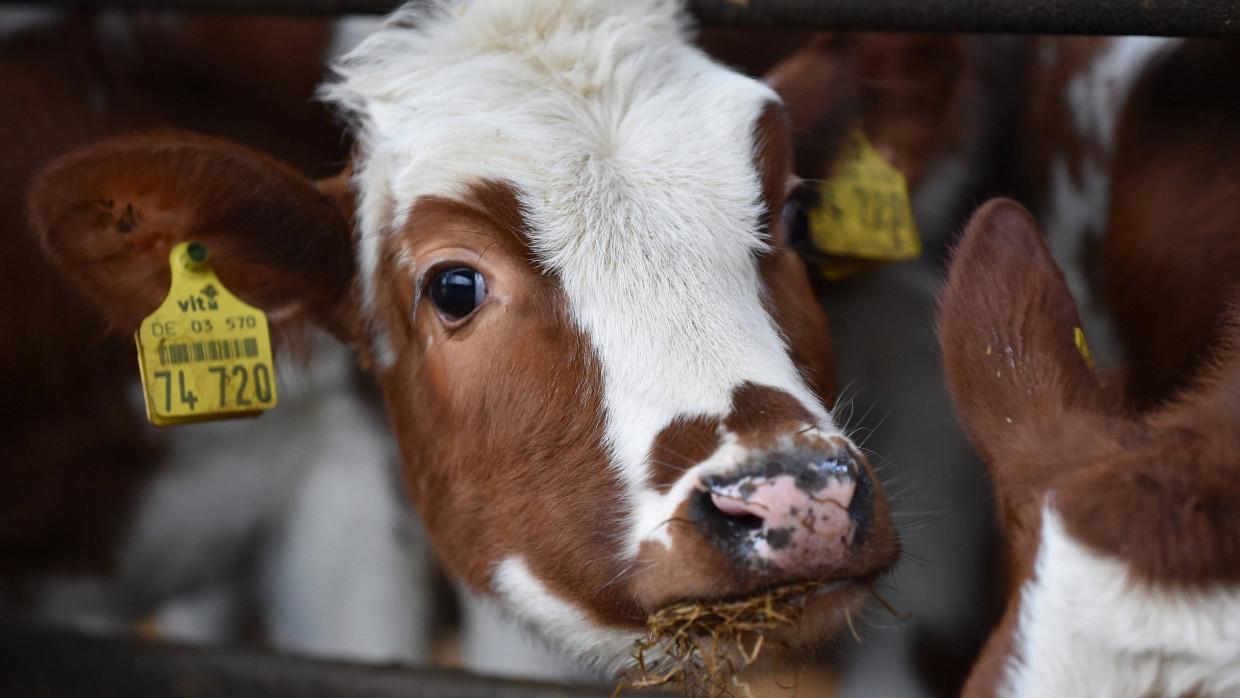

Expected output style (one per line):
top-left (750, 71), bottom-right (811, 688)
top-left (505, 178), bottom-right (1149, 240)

top-left (134, 242), bottom-right (278, 426)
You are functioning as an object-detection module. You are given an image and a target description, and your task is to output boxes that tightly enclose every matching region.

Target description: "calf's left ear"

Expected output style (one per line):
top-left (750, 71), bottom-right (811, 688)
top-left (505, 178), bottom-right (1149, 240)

top-left (29, 130), bottom-right (360, 343)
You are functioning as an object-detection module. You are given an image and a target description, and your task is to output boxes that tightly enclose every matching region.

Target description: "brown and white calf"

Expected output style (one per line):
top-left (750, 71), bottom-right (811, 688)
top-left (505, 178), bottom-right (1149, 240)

top-left (943, 38), bottom-right (1240, 698)
top-left (940, 199), bottom-right (1240, 697)
top-left (31, 0), bottom-right (900, 676)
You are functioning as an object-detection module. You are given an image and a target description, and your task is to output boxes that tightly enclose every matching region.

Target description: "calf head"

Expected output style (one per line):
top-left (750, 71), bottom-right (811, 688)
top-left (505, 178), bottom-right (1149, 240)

top-left (30, 0), bottom-right (898, 676)
top-left (939, 199), bottom-right (1240, 698)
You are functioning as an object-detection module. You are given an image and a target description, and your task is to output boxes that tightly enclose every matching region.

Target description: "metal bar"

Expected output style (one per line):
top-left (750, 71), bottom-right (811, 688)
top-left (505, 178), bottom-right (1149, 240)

top-left (1, 0), bottom-right (1238, 35)
top-left (689, 0), bottom-right (1240, 35)
top-left (0, 619), bottom-right (647, 698)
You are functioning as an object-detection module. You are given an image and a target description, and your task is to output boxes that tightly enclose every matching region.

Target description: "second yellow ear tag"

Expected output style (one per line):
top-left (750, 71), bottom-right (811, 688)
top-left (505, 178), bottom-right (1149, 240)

top-left (1074, 326), bottom-right (1096, 373)
top-left (808, 127), bottom-right (921, 280)
top-left (135, 242), bottom-right (278, 426)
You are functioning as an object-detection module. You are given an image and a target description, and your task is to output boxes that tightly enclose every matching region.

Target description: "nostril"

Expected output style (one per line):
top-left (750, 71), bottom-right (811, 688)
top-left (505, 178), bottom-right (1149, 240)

top-left (710, 492), bottom-right (766, 530)
top-left (690, 488), bottom-right (765, 541)
top-left (710, 491), bottom-right (761, 519)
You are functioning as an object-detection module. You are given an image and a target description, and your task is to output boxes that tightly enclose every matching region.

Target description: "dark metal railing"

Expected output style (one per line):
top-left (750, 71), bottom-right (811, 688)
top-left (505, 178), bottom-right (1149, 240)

top-left (0, 619), bottom-right (645, 698)
top-left (2, 0), bottom-right (1238, 35)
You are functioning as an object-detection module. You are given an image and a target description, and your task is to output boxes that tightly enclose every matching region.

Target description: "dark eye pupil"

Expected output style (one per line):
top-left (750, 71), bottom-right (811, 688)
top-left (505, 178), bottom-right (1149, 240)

top-left (782, 199), bottom-right (810, 248)
top-left (429, 267), bottom-right (486, 321)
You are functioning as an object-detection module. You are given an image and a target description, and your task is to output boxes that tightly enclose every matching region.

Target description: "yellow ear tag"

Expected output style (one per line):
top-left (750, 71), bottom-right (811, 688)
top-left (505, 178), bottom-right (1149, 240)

top-left (135, 242), bottom-right (278, 426)
top-left (808, 126), bottom-right (921, 280)
top-left (1073, 326), bottom-right (1096, 373)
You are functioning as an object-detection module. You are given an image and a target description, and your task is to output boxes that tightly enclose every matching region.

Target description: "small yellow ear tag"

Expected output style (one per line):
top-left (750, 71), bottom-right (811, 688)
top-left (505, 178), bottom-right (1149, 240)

top-left (1073, 326), bottom-right (1096, 373)
top-left (135, 242), bottom-right (278, 426)
top-left (808, 127), bottom-right (921, 281)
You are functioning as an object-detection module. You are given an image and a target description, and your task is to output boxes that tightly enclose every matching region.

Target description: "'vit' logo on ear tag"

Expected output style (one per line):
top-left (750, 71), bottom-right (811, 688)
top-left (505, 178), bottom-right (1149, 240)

top-left (808, 127), bottom-right (921, 280)
top-left (135, 242), bottom-right (278, 426)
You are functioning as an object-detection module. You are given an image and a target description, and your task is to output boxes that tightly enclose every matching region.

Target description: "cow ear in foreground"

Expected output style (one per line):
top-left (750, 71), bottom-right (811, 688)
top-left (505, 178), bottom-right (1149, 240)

top-left (28, 130), bottom-right (360, 342)
top-left (938, 198), bottom-right (1106, 467)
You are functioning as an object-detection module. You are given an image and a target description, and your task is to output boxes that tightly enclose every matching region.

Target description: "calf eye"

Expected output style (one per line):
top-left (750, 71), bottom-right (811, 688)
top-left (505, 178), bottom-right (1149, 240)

top-left (429, 266), bottom-right (488, 322)
top-left (781, 197), bottom-right (811, 249)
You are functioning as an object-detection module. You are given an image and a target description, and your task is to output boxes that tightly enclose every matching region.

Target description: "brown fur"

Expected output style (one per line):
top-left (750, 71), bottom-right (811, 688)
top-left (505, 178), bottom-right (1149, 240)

top-left (723, 383), bottom-right (816, 439)
top-left (941, 199), bottom-right (1240, 697)
top-left (367, 181), bottom-right (642, 627)
top-left (30, 131), bottom-right (356, 341)
top-left (649, 417), bottom-right (723, 492)
top-left (1105, 39), bottom-right (1240, 408)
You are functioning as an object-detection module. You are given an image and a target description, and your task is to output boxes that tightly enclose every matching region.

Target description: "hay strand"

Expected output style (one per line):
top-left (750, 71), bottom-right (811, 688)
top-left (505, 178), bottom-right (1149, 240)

top-left (618, 579), bottom-right (830, 698)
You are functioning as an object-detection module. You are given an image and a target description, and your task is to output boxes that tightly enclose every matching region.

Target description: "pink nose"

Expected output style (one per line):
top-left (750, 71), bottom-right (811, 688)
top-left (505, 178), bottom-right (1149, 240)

top-left (693, 450), bottom-right (867, 576)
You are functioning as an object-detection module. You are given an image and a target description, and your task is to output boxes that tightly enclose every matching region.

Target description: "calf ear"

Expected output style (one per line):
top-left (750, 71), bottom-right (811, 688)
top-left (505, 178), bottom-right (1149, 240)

top-left (764, 33), bottom-right (963, 187)
top-left (28, 131), bottom-right (360, 343)
top-left (938, 199), bottom-right (1108, 476)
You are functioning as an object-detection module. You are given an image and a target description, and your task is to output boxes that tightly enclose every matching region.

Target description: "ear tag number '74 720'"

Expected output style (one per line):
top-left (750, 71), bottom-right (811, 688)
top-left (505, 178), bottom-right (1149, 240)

top-left (135, 242), bottom-right (278, 426)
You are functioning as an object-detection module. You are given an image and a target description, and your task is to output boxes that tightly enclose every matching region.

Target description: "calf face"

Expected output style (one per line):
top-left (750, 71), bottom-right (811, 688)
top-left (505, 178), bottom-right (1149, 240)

top-left (31, 0), bottom-right (898, 675)
top-left (939, 199), bottom-right (1240, 697)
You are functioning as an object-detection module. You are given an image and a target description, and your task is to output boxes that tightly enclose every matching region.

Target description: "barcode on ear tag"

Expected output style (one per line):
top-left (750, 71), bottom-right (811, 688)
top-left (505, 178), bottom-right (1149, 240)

top-left (809, 126), bottom-right (922, 281)
top-left (134, 242), bottom-right (278, 426)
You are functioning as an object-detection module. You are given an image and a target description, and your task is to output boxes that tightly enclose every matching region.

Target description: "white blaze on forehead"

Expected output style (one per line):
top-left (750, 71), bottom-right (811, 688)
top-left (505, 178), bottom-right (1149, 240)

top-left (324, 0), bottom-right (836, 504)
top-left (1001, 504), bottom-right (1240, 698)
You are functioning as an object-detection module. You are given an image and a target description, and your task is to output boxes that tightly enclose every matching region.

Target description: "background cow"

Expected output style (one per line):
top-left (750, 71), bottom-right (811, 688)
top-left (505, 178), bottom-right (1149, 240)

top-left (942, 37), bottom-right (1240, 697)
top-left (0, 7), bottom-right (435, 664)
top-left (940, 198), bottom-right (1240, 697)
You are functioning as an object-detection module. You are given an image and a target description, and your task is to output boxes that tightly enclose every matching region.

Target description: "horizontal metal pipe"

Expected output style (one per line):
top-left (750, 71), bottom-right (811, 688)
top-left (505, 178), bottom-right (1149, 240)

top-left (1, 0), bottom-right (1238, 35)
top-left (0, 619), bottom-right (633, 698)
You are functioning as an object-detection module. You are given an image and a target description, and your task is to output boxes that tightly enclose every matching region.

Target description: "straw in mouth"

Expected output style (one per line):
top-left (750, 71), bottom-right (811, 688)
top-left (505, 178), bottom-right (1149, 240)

top-left (618, 578), bottom-right (854, 697)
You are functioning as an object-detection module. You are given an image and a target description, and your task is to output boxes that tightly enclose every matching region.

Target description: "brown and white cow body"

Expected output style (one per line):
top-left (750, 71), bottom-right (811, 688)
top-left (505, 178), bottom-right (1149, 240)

top-left (946, 38), bottom-right (1240, 697)
top-left (32, 0), bottom-right (899, 678)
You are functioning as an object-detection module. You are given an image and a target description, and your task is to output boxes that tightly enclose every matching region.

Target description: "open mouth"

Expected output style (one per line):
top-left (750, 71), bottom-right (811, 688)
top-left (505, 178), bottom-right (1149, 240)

top-left (622, 577), bottom-right (866, 696)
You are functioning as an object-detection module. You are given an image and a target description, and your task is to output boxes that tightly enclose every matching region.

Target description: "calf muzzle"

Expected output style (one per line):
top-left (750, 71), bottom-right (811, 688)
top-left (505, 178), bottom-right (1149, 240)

top-left (693, 445), bottom-right (870, 577)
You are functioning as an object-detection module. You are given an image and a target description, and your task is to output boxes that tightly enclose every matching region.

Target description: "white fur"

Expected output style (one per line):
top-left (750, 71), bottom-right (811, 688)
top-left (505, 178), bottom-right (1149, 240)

top-left (491, 556), bottom-right (639, 677)
top-left (1001, 505), bottom-right (1240, 697)
top-left (35, 340), bottom-right (432, 664)
top-left (323, 0), bottom-right (839, 564)
top-left (1066, 37), bottom-right (1178, 152)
